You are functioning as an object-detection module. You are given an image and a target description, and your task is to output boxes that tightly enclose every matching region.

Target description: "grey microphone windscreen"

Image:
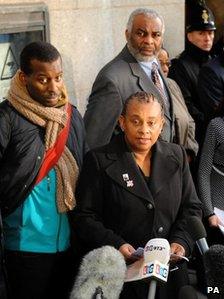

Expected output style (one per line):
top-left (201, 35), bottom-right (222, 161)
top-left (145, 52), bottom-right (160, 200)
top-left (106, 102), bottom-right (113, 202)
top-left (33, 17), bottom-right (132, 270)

top-left (70, 245), bottom-right (126, 299)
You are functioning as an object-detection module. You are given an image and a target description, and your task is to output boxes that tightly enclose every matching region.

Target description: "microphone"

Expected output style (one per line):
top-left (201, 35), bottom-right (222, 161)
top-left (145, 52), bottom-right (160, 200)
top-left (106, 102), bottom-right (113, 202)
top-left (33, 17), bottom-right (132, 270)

top-left (124, 238), bottom-right (170, 299)
top-left (70, 245), bottom-right (126, 299)
top-left (204, 244), bottom-right (224, 296)
top-left (144, 238), bottom-right (170, 299)
top-left (187, 216), bottom-right (209, 255)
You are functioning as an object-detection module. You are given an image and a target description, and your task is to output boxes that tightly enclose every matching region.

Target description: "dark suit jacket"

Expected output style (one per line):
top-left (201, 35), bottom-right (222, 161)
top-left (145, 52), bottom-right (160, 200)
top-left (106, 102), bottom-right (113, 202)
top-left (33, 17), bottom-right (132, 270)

top-left (198, 53), bottom-right (224, 122)
top-left (75, 134), bottom-right (201, 256)
top-left (84, 45), bottom-right (174, 149)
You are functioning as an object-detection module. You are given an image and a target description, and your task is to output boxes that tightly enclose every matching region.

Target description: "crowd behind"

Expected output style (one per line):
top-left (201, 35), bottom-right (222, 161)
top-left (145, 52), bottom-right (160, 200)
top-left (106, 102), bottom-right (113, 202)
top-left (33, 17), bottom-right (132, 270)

top-left (0, 1), bottom-right (224, 299)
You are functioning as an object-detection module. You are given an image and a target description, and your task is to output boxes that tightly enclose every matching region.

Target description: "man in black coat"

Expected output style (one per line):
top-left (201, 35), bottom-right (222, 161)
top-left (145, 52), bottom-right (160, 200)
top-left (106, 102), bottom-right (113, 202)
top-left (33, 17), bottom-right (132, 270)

top-left (198, 51), bottom-right (224, 122)
top-left (169, 2), bottom-right (216, 146)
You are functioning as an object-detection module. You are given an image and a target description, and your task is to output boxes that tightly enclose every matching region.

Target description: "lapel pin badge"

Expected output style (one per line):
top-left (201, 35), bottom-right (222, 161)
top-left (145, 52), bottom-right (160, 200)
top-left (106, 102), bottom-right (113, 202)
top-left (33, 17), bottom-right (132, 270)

top-left (122, 173), bottom-right (129, 181)
top-left (127, 180), bottom-right (134, 187)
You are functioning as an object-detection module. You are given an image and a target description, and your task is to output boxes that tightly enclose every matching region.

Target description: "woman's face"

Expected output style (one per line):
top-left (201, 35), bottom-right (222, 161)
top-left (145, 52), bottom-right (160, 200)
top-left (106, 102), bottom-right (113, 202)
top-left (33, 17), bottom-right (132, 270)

top-left (119, 99), bottom-right (164, 155)
top-left (157, 49), bottom-right (170, 77)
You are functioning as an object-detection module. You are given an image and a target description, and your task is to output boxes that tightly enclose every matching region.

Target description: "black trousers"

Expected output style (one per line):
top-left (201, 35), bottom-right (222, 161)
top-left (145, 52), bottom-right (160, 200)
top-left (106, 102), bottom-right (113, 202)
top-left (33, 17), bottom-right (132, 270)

top-left (5, 249), bottom-right (76, 299)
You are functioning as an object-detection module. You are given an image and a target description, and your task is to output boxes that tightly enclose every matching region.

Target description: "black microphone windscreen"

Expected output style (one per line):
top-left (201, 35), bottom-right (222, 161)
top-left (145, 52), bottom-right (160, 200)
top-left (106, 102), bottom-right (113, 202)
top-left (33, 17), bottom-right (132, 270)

top-left (187, 216), bottom-right (207, 241)
top-left (204, 245), bottom-right (224, 294)
top-left (178, 285), bottom-right (198, 299)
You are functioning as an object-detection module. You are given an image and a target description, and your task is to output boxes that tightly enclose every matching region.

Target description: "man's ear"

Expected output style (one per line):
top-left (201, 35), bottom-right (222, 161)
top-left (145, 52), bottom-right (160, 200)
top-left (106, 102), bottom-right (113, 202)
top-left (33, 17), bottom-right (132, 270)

top-left (160, 117), bottom-right (165, 132)
top-left (118, 115), bottom-right (125, 131)
top-left (125, 29), bottom-right (129, 42)
top-left (18, 71), bottom-right (27, 86)
top-left (186, 32), bottom-right (192, 43)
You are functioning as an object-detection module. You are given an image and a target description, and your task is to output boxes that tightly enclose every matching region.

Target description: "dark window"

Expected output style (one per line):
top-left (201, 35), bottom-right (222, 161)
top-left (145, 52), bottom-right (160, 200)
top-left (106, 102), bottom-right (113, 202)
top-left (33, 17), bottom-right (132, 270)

top-left (0, 3), bottom-right (49, 100)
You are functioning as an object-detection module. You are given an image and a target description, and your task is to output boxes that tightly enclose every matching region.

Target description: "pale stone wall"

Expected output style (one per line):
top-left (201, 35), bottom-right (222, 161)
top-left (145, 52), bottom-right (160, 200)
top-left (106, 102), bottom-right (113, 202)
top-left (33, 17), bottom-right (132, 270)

top-left (0, 0), bottom-right (185, 114)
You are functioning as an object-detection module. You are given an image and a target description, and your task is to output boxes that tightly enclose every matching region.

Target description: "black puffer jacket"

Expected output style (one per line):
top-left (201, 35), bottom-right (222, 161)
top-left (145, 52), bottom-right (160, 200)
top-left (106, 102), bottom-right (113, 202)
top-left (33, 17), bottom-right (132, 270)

top-left (0, 100), bottom-right (87, 217)
top-left (0, 210), bottom-right (7, 299)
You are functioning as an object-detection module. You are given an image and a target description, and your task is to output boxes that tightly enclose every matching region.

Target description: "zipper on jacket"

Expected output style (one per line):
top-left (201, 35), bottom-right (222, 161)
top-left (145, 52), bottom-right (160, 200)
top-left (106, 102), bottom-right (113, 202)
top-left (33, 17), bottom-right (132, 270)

top-left (56, 214), bottom-right (62, 251)
top-left (47, 175), bottom-right (50, 191)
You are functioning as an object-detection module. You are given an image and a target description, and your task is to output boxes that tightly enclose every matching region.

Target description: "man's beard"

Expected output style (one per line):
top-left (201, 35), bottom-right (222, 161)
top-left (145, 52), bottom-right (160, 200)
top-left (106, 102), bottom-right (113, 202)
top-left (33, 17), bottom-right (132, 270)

top-left (127, 39), bottom-right (156, 62)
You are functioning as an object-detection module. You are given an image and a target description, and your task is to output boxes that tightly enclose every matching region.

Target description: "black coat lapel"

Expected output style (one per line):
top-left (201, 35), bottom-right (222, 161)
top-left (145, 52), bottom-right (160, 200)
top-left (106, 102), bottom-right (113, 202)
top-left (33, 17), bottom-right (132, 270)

top-left (105, 136), bottom-right (154, 203)
top-left (104, 136), bottom-right (180, 203)
top-left (149, 141), bottom-right (180, 196)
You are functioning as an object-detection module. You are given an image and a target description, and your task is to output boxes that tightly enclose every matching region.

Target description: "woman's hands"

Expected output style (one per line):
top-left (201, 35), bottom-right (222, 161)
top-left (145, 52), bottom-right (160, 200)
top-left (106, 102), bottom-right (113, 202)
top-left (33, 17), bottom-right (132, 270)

top-left (119, 242), bottom-right (187, 264)
top-left (170, 242), bottom-right (185, 262)
top-left (119, 243), bottom-right (136, 262)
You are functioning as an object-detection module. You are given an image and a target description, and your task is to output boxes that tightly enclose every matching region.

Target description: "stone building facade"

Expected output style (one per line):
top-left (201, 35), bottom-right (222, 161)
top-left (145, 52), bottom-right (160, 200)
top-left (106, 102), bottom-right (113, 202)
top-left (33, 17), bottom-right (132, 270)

top-left (0, 0), bottom-right (185, 113)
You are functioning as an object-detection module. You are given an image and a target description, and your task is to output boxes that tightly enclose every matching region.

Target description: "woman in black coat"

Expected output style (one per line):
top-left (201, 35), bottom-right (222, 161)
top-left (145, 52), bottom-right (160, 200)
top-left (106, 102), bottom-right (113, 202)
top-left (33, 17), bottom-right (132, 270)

top-left (74, 91), bottom-right (201, 299)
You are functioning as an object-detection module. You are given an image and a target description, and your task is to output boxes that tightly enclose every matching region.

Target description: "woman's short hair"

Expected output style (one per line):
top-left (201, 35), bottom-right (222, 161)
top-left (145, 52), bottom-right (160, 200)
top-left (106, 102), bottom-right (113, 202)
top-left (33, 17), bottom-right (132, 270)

top-left (122, 91), bottom-right (164, 116)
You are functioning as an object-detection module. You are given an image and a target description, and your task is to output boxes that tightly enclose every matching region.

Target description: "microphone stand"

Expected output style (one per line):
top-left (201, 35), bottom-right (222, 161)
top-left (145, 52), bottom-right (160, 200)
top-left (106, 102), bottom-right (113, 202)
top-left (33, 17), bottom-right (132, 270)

top-left (93, 286), bottom-right (105, 299)
top-left (147, 280), bottom-right (157, 299)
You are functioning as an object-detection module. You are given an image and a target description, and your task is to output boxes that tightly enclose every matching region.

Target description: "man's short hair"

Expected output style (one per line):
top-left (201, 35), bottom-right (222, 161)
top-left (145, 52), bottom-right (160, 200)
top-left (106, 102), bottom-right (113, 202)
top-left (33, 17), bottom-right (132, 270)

top-left (20, 41), bottom-right (61, 75)
top-left (126, 8), bottom-right (165, 34)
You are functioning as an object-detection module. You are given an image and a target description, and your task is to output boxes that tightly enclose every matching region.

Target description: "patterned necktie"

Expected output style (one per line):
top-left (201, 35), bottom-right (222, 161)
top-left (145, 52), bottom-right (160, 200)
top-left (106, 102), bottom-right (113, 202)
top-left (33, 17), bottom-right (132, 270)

top-left (151, 62), bottom-right (170, 113)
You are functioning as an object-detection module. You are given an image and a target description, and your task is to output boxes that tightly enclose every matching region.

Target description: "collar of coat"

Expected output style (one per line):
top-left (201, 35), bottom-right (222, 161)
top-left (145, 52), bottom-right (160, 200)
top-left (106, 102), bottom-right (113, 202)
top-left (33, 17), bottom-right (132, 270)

top-left (103, 134), bottom-right (180, 204)
top-left (184, 40), bottom-right (212, 64)
top-left (117, 45), bottom-right (173, 121)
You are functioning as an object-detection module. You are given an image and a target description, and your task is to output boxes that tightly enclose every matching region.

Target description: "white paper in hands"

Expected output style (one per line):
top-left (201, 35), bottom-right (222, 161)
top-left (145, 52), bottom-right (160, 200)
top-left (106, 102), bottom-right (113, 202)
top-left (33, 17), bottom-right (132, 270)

top-left (170, 253), bottom-right (189, 262)
top-left (125, 240), bottom-right (190, 282)
top-left (125, 239), bottom-right (170, 283)
top-left (130, 248), bottom-right (189, 262)
top-left (130, 247), bottom-right (144, 259)
top-left (214, 207), bottom-right (224, 235)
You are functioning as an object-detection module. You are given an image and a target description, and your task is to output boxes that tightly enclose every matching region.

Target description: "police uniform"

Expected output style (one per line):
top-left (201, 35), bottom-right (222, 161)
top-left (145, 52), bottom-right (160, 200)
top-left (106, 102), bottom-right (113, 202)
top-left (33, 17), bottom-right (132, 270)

top-left (169, 3), bottom-right (216, 147)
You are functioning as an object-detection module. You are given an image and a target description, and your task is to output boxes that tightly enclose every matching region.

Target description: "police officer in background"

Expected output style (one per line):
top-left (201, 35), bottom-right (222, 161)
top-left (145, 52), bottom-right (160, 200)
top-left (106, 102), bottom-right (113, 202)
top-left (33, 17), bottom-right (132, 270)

top-left (170, 4), bottom-right (216, 292)
top-left (169, 1), bottom-right (216, 148)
